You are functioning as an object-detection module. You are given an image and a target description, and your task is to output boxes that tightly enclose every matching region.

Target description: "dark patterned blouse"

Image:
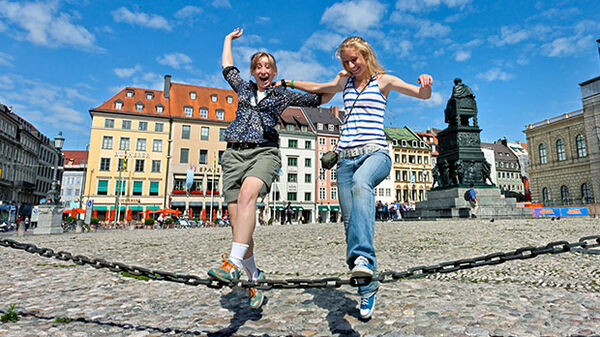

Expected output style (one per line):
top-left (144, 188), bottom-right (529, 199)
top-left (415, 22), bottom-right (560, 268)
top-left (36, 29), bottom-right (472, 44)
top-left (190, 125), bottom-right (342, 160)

top-left (222, 66), bottom-right (322, 144)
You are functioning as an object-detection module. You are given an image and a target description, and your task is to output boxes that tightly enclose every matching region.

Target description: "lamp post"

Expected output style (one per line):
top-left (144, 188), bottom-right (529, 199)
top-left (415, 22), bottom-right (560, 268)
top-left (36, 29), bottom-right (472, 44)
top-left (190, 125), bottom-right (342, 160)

top-left (46, 132), bottom-right (64, 204)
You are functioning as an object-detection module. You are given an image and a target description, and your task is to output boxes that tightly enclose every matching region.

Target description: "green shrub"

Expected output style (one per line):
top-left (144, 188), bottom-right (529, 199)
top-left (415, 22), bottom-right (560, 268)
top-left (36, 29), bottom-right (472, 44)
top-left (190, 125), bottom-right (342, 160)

top-left (165, 218), bottom-right (173, 224)
top-left (0, 305), bottom-right (18, 322)
top-left (267, 218), bottom-right (273, 225)
top-left (144, 218), bottom-right (155, 226)
top-left (65, 216), bottom-right (76, 224)
top-left (90, 217), bottom-right (99, 225)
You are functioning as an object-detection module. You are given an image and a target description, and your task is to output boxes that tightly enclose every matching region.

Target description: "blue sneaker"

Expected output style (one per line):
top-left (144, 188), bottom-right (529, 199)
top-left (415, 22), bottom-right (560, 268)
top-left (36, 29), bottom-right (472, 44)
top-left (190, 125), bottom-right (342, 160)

top-left (352, 256), bottom-right (374, 278)
top-left (207, 253), bottom-right (241, 283)
top-left (249, 269), bottom-right (265, 309)
top-left (359, 292), bottom-right (376, 319)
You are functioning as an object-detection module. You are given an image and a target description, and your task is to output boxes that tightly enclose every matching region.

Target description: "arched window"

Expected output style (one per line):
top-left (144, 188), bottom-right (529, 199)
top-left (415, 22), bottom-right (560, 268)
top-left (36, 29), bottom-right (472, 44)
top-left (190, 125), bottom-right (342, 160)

top-left (538, 144), bottom-right (547, 164)
top-left (576, 134), bottom-right (587, 158)
top-left (560, 185), bottom-right (569, 205)
top-left (582, 183), bottom-right (591, 204)
top-left (556, 139), bottom-right (565, 161)
top-left (542, 187), bottom-right (550, 202)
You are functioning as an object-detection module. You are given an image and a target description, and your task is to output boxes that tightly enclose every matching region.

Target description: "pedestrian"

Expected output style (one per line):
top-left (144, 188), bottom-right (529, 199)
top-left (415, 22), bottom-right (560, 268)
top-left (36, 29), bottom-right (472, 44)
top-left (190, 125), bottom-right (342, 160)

top-left (207, 28), bottom-right (333, 310)
top-left (284, 202), bottom-right (294, 225)
top-left (280, 36), bottom-right (433, 319)
top-left (157, 213), bottom-right (164, 228)
top-left (468, 183), bottom-right (478, 218)
top-left (24, 216), bottom-right (30, 230)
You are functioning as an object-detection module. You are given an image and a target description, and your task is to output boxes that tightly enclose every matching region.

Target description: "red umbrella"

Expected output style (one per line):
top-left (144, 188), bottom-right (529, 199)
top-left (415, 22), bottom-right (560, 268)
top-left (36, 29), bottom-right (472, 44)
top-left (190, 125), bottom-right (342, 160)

top-left (224, 209), bottom-right (228, 217)
top-left (64, 207), bottom-right (85, 218)
top-left (212, 209), bottom-right (216, 219)
top-left (92, 209), bottom-right (98, 219)
top-left (125, 208), bottom-right (132, 221)
top-left (104, 210), bottom-right (109, 222)
top-left (201, 209), bottom-right (206, 221)
top-left (189, 208), bottom-right (193, 219)
top-left (109, 209), bottom-right (115, 221)
top-left (144, 209), bottom-right (150, 220)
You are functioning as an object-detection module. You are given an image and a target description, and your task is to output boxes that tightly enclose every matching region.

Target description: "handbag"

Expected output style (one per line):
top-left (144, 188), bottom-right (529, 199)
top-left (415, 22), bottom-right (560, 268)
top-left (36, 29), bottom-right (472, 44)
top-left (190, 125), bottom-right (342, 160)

top-left (320, 74), bottom-right (375, 170)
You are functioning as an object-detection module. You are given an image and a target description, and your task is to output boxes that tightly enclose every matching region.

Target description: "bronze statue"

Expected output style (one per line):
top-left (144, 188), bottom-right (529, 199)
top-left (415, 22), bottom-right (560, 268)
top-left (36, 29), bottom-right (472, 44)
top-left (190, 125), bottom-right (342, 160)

top-left (431, 165), bottom-right (440, 188)
top-left (482, 160), bottom-right (494, 185)
top-left (444, 78), bottom-right (478, 127)
top-left (452, 159), bottom-right (464, 185)
top-left (439, 160), bottom-right (450, 187)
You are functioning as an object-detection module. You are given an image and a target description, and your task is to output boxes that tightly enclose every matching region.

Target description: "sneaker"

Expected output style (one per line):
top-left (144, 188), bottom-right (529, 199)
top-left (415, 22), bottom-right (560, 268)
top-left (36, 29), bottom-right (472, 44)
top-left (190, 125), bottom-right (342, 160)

top-left (207, 253), bottom-right (241, 283)
top-left (249, 269), bottom-right (265, 309)
top-left (359, 292), bottom-right (376, 319)
top-left (352, 256), bottom-right (374, 278)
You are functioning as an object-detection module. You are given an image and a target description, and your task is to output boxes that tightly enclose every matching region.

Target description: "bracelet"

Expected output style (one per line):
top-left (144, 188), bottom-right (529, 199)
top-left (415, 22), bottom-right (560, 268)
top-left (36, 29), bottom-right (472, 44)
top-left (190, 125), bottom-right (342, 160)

top-left (290, 80), bottom-right (294, 89)
top-left (281, 79), bottom-right (286, 88)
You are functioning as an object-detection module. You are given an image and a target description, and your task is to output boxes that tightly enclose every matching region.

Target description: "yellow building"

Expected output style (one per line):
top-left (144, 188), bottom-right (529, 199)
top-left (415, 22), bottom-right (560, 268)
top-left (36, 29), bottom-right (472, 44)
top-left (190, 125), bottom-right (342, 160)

top-left (384, 127), bottom-right (433, 202)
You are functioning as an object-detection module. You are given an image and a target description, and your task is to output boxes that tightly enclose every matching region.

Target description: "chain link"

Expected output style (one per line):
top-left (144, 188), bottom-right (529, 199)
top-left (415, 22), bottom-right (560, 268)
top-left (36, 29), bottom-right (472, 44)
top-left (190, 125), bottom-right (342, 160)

top-left (1, 235), bottom-right (599, 290)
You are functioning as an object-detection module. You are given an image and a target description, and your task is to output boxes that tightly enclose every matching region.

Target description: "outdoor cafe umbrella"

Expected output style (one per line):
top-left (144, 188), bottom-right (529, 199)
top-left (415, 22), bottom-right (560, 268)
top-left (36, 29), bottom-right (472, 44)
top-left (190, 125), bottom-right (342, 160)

top-left (64, 207), bottom-right (85, 218)
top-left (92, 209), bottom-right (97, 219)
top-left (109, 209), bottom-right (115, 221)
top-left (212, 209), bottom-right (216, 220)
top-left (201, 209), bottom-right (206, 221)
top-left (144, 209), bottom-right (150, 220)
top-left (125, 208), bottom-right (132, 222)
top-left (224, 209), bottom-right (228, 218)
top-left (189, 208), bottom-right (193, 219)
top-left (104, 210), bottom-right (109, 222)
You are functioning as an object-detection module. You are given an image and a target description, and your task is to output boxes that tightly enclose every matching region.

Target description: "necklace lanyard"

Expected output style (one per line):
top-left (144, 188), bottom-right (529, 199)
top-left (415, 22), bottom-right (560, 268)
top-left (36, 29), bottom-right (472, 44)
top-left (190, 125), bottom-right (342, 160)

top-left (336, 74), bottom-right (375, 152)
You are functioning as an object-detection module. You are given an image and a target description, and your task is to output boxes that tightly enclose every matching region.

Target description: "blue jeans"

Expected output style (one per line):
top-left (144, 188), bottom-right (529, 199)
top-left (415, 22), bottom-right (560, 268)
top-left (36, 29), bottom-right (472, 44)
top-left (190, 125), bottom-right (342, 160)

top-left (337, 149), bottom-right (391, 295)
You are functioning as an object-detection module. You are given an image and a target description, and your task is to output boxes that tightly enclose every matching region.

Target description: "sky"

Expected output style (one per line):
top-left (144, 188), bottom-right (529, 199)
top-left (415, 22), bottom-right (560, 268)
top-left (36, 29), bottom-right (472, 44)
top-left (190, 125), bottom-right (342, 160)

top-left (0, 0), bottom-right (599, 150)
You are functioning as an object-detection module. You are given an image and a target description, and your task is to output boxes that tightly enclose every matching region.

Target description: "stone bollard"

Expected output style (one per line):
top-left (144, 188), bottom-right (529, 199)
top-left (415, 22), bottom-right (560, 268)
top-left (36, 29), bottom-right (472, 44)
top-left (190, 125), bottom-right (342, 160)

top-left (75, 220), bottom-right (83, 233)
top-left (17, 223), bottom-right (25, 236)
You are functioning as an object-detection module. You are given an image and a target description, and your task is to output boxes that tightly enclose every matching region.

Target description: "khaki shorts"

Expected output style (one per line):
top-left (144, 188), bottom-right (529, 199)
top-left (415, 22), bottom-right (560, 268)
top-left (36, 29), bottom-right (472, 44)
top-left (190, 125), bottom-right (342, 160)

top-left (221, 146), bottom-right (281, 204)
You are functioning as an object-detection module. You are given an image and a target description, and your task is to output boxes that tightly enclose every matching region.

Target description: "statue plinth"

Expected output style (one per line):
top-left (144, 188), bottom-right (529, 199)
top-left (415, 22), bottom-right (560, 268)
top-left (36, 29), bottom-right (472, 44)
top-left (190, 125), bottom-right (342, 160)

top-left (33, 204), bottom-right (64, 235)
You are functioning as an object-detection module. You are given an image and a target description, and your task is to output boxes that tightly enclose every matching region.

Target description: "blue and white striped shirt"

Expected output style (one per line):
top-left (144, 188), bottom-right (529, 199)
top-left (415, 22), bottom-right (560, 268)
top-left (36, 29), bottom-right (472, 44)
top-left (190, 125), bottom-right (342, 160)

top-left (338, 76), bottom-right (388, 150)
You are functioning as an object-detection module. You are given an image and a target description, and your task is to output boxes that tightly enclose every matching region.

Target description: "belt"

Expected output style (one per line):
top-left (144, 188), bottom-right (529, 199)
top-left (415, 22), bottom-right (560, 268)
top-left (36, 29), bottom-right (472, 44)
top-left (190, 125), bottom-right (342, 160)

top-left (338, 144), bottom-right (385, 159)
top-left (226, 141), bottom-right (278, 150)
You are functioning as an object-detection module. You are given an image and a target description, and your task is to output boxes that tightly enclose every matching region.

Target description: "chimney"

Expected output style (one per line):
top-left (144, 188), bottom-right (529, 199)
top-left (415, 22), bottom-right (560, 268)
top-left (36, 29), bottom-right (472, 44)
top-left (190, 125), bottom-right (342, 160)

top-left (330, 106), bottom-right (340, 118)
top-left (163, 75), bottom-right (171, 98)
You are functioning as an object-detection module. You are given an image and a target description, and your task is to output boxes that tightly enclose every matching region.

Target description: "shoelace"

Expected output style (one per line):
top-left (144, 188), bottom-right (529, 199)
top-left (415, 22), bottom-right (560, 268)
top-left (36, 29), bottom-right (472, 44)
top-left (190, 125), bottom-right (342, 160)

top-left (361, 297), bottom-right (370, 306)
top-left (249, 288), bottom-right (257, 298)
top-left (218, 253), bottom-right (236, 272)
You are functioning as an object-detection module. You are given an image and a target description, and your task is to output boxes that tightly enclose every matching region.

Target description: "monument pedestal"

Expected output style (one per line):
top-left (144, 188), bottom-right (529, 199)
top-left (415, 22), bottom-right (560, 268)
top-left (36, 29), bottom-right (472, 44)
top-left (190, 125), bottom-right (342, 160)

top-left (33, 204), bottom-right (64, 235)
top-left (409, 187), bottom-right (531, 219)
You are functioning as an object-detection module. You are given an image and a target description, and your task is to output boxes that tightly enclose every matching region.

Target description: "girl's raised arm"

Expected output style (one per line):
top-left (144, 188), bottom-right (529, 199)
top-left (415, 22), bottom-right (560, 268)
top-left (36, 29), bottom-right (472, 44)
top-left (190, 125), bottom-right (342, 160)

top-left (222, 28), bottom-right (243, 69)
top-left (277, 70), bottom-right (349, 94)
top-left (380, 73), bottom-right (433, 100)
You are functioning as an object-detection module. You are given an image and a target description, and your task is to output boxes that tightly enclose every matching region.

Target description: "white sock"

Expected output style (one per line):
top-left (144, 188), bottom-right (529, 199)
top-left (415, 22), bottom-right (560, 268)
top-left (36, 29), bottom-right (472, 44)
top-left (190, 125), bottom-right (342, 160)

top-left (242, 256), bottom-right (259, 280)
top-left (229, 242), bottom-right (248, 270)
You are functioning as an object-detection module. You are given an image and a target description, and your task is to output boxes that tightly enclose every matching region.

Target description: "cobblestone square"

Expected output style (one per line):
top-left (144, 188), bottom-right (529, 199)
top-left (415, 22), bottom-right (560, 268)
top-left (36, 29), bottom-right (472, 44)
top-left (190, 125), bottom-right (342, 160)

top-left (1, 218), bottom-right (599, 336)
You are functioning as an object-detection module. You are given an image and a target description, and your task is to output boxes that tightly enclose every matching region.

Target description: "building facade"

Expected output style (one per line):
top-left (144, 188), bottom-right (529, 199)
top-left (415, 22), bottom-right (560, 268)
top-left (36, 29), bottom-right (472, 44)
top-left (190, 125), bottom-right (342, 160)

top-left (61, 150), bottom-right (88, 208)
top-left (580, 75), bottom-right (600, 205)
top-left (482, 141), bottom-right (524, 199)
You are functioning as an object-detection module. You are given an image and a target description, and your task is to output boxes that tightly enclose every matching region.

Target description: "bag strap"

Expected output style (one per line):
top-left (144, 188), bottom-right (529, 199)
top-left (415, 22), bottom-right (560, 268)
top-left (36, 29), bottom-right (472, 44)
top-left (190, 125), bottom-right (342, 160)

top-left (335, 74), bottom-right (376, 152)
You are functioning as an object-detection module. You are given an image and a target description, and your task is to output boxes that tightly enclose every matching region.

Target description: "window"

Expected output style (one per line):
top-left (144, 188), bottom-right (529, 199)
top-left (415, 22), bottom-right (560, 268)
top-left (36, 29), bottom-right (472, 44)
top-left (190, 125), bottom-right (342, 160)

top-left (538, 144), bottom-right (547, 164)
top-left (330, 138), bottom-right (337, 146)
top-left (136, 138), bottom-right (146, 151)
top-left (101, 136), bottom-right (113, 149)
top-left (305, 140), bottom-right (311, 149)
top-left (149, 181), bottom-right (159, 196)
top-left (180, 148), bottom-right (189, 163)
top-left (118, 158), bottom-right (128, 172)
top-left (135, 159), bottom-right (144, 172)
top-left (199, 107), bottom-right (208, 119)
top-left (556, 139), bottom-right (566, 161)
top-left (582, 183), bottom-right (592, 203)
top-left (305, 158), bottom-right (311, 167)
top-left (288, 173), bottom-right (297, 182)
top-left (114, 101), bottom-right (123, 110)
top-left (286, 124), bottom-right (295, 131)
top-left (151, 160), bottom-right (161, 173)
top-left (126, 89), bottom-right (134, 97)
top-left (122, 120), bottom-right (132, 130)
top-left (115, 180), bottom-right (126, 194)
top-left (542, 187), bottom-right (550, 202)
top-left (184, 106), bottom-right (193, 117)
top-left (135, 102), bottom-right (144, 112)
top-left (424, 156), bottom-right (429, 164)
top-left (155, 105), bottom-right (164, 113)
top-left (402, 154), bottom-right (407, 163)
top-left (331, 187), bottom-right (337, 200)
top-left (305, 174), bottom-right (311, 183)
top-left (211, 94), bottom-right (217, 102)
top-left (287, 192), bottom-right (297, 201)
top-left (104, 119), bottom-right (114, 128)
top-left (317, 123), bottom-right (323, 130)
top-left (288, 139), bottom-right (298, 148)
top-left (561, 185), bottom-right (569, 204)
top-left (99, 158), bottom-right (110, 171)
top-left (174, 179), bottom-right (185, 190)
top-left (305, 192), bottom-right (311, 201)
top-left (218, 150), bottom-right (225, 164)
top-left (395, 170), bottom-right (401, 181)
top-left (133, 181), bottom-right (143, 196)
top-left (219, 128), bottom-right (226, 141)
top-left (417, 156), bottom-right (422, 164)
top-left (288, 157), bottom-right (297, 166)
top-left (330, 168), bottom-right (337, 180)
top-left (190, 92), bottom-right (197, 99)
top-left (155, 123), bottom-right (164, 132)
top-left (199, 150), bottom-right (208, 164)
top-left (145, 92), bottom-right (154, 100)
top-left (181, 125), bottom-right (191, 139)
top-left (576, 134), bottom-right (587, 158)
top-left (216, 109), bottom-right (224, 120)
top-left (319, 168), bottom-right (326, 180)
top-left (200, 127), bottom-right (209, 140)
top-left (328, 124), bottom-right (334, 131)
top-left (138, 121), bottom-right (148, 131)
top-left (119, 137), bottom-right (130, 150)
top-left (319, 187), bottom-right (326, 200)
top-left (226, 96), bottom-right (233, 103)
top-left (152, 139), bottom-right (162, 152)
top-left (97, 180), bottom-right (108, 195)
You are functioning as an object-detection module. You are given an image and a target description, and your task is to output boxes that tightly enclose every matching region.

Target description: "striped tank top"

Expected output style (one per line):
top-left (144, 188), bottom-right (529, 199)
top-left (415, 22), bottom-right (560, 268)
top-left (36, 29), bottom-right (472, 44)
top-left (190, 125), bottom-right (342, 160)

top-left (338, 75), bottom-right (388, 150)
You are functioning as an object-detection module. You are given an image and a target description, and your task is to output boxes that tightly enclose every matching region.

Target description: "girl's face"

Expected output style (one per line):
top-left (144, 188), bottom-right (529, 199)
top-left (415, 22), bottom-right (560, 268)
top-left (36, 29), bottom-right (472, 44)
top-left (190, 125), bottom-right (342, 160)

top-left (251, 55), bottom-right (277, 91)
top-left (340, 47), bottom-right (367, 77)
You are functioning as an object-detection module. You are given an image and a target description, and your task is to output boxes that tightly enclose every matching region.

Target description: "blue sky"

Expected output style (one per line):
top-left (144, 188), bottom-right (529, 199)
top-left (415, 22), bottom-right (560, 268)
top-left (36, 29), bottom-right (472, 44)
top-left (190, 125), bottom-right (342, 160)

top-left (0, 0), bottom-right (599, 150)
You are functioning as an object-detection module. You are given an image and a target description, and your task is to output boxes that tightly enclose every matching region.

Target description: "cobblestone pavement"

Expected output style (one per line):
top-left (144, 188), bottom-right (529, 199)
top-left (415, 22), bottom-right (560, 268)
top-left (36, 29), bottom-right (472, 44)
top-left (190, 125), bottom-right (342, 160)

top-left (1, 218), bottom-right (600, 337)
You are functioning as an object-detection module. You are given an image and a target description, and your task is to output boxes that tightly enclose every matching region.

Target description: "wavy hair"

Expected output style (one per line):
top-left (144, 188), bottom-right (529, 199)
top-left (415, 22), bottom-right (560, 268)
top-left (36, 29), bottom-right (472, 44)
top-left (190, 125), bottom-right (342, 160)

top-left (336, 36), bottom-right (385, 75)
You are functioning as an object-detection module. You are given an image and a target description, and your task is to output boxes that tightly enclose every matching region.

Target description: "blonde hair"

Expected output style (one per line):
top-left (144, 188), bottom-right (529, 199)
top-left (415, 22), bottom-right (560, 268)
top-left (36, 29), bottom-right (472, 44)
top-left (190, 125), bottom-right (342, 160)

top-left (336, 36), bottom-right (385, 75)
top-left (250, 52), bottom-right (277, 74)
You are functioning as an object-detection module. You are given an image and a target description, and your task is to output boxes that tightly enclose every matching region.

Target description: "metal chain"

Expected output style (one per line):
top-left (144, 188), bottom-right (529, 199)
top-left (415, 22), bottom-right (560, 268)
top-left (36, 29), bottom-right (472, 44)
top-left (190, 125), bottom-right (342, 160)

top-left (1, 235), bottom-right (599, 290)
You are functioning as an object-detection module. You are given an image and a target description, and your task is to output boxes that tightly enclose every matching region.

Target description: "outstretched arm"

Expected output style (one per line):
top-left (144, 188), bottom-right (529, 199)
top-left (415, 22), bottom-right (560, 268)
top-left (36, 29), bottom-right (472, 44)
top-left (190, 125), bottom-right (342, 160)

top-left (379, 73), bottom-right (433, 100)
top-left (222, 28), bottom-right (243, 69)
top-left (276, 71), bottom-right (349, 94)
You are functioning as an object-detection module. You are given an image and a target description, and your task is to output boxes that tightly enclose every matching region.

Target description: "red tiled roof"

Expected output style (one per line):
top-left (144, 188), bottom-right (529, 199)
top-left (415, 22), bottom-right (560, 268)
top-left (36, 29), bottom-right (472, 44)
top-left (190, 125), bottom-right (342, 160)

top-left (62, 150), bottom-right (88, 166)
top-left (93, 87), bottom-right (168, 117)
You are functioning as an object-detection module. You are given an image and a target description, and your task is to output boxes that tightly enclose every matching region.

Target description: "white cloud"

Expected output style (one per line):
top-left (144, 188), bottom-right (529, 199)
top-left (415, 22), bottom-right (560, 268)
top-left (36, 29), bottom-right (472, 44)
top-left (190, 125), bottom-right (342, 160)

top-left (0, 51), bottom-right (14, 66)
top-left (540, 35), bottom-right (594, 58)
top-left (0, 75), bottom-right (14, 89)
top-left (174, 5), bottom-right (203, 20)
top-left (114, 64), bottom-right (142, 78)
top-left (454, 50), bottom-right (470, 62)
top-left (211, 0), bottom-right (232, 8)
top-left (415, 22), bottom-right (451, 38)
top-left (302, 31), bottom-right (344, 52)
top-left (488, 25), bottom-right (529, 46)
top-left (424, 91), bottom-right (444, 107)
top-left (321, 0), bottom-right (386, 32)
top-left (273, 50), bottom-right (332, 82)
top-left (0, 0), bottom-right (98, 50)
top-left (395, 0), bottom-right (470, 12)
top-left (111, 7), bottom-right (171, 31)
top-left (256, 16), bottom-right (271, 24)
top-left (157, 53), bottom-right (193, 69)
top-left (476, 68), bottom-right (513, 82)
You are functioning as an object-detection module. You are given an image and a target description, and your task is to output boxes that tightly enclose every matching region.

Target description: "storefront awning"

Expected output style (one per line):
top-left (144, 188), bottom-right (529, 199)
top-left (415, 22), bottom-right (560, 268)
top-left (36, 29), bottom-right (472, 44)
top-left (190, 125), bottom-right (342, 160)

top-left (330, 205), bottom-right (340, 212)
top-left (128, 206), bottom-right (143, 211)
top-left (189, 202), bottom-right (203, 207)
top-left (93, 206), bottom-right (107, 211)
top-left (146, 206), bottom-right (160, 211)
top-left (110, 206), bottom-right (126, 211)
top-left (270, 206), bottom-right (285, 210)
top-left (318, 205), bottom-right (329, 212)
top-left (293, 206), bottom-right (304, 211)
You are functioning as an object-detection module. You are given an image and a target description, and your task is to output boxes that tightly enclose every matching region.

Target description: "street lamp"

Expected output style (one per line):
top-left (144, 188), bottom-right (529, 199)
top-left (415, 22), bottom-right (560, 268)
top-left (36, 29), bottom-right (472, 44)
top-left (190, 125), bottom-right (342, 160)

top-left (45, 131), bottom-right (64, 205)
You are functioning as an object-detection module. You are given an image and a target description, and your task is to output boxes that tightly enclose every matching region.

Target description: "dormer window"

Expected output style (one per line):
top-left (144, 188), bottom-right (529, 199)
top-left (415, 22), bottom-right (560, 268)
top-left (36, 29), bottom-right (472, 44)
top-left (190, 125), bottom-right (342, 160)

top-left (184, 106), bottom-right (193, 117)
top-left (211, 94), bottom-right (218, 102)
top-left (317, 123), bottom-right (323, 130)
top-left (190, 92), bottom-right (197, 100)
top-left (226, 96), bottom-right (233, 104)
top-left (145, 92), bottom-right (154, 100)
top-left (155, 104), bottom-right (164, 113)
top-left (412, 140), bottom-right (417, 147)
top-left (126, 90), bottom-right (134, 98)
top-left (135, 102), bottom-right (144, 112)
top-left (286, 124), bottom-right (295, 131)
top-left (114, 100), bottom-right (123, 110)
top-left (199, 107), bottom-right (208, 119)
top-left (216, 109), bottom-right (224, 120)
top-left (301, 125), bottom-right (308, 132)
top-left (401, 140), bottom-right (407, 147)
top-left (328, 124), bottom-right (334, 131)
top-left (420, 141), bottom-right (425, 148)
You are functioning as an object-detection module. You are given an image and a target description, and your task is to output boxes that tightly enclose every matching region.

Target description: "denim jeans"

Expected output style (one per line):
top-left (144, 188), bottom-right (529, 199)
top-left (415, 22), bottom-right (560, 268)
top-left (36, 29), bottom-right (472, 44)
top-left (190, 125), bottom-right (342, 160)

top-left (337, 149), bottom-right (391, 295)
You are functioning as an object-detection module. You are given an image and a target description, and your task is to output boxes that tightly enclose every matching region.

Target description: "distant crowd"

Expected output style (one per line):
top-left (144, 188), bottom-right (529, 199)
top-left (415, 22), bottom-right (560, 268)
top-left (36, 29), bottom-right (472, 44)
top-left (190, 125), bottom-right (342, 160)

top-left (375, 200), bottom-right (415, 221)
